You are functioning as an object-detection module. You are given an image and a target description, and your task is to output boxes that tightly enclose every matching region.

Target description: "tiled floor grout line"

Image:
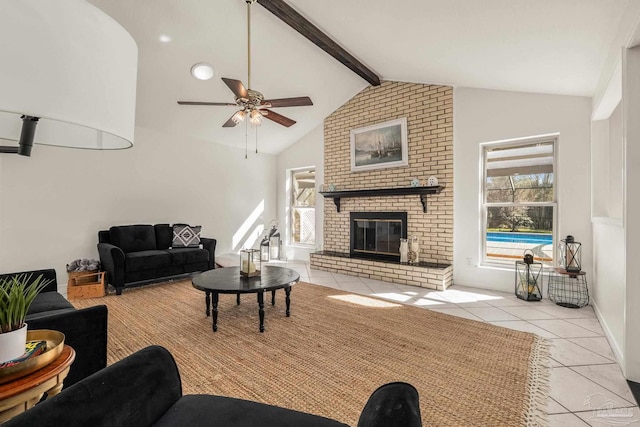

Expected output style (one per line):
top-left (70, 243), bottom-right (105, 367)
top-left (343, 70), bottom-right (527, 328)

top-left (565, 342), bottom-right (617, 362)
top-left (566, 365), bottom-right (636, 405)
top-left (561, 362), bottom-right (618, 368)
top-left (521, 323), bottom-right (601, 339)
top-left (545, 332), bottom-right (605, 338)
top-left (549, 397), bottom-right (572, 415)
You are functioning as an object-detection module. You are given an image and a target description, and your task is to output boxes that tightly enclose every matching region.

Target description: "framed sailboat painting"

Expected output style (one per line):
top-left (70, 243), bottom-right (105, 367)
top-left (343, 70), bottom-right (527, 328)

top-left (350, 117), bottom-right (408, 172)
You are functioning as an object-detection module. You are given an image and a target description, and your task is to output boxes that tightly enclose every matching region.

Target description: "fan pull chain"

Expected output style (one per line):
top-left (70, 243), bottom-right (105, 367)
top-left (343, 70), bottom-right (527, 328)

top-left (255, 124), bottom-right (258, 153)
top-left (245, 119), bottom-right (248, 159)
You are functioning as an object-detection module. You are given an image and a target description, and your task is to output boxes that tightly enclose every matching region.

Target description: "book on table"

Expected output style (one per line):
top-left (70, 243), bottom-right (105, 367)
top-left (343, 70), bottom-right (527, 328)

top-left (0, 340), bottom-right (47, 369)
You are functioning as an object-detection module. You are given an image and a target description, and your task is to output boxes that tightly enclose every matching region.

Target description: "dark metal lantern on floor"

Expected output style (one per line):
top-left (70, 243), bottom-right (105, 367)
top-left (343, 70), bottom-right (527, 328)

top-left (260, 234), bottom-right (270, 262)
top-left (558, 235), bottom-right (581, 273)
top-left (515, 249), bottom-right (542, 301)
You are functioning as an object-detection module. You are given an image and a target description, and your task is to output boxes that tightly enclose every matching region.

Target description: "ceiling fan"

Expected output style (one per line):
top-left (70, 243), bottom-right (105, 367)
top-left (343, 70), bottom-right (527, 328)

top-left (177, 0), bottom-right (313, 128)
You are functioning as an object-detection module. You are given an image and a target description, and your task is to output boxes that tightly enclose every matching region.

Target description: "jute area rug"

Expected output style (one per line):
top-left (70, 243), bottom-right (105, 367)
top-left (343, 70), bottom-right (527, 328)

top-left (73, 280), bottom-right (550, 426)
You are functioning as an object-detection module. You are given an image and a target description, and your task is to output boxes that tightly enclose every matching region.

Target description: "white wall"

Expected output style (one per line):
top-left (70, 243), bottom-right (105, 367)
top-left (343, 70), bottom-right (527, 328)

top-left (0, 125), bottom-right (276, 291)
top-left (592, 218), bottom-right (625, 362)
top-left (591, 104), bottom-right (625, 365)
top-left (591, 120), bottom-right (610, 217)
top-left (623, 45), bottom-right (640, 382)
top-left (591, 103), bottom-right (622, 219)
top-left (589, 3), bottom-right (640, 382)
top-left (454, 87), bottom-right (592, 292)
top-left (276, 124), bottom-right (324, 261)
top-left (608, 105), bottom-right (624, 218)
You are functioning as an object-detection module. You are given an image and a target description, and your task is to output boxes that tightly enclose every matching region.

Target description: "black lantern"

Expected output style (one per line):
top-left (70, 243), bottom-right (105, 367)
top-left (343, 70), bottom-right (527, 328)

top-left (558, 235), bottom-right (582, 273)
top-left (260, 234), bottom-right (270, 262)
top-left (515, 249), bottom-right (542, 301)
top-left (268, 225), bottom-right (281, 260)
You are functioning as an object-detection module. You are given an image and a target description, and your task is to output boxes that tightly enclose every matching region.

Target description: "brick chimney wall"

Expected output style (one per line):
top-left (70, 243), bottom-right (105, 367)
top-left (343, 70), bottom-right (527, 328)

top-left (322, 80), bottom-right (454, 264)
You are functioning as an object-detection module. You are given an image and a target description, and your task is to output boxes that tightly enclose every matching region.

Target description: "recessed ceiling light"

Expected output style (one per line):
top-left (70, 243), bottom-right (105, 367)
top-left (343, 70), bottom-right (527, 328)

top-left (190, 63), bottom-right (214, 80)
top-left (159, 34), bottom-right (172, 43)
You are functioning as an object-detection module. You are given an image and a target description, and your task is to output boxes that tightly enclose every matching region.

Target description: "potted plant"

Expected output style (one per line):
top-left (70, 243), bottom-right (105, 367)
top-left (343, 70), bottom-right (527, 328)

top-left (0, 274), bottom-right (50, 363)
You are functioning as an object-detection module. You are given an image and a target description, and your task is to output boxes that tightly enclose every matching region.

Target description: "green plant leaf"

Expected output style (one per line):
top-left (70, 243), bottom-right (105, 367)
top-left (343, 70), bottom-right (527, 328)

top-left (0, 273), bottom-right (51, 333)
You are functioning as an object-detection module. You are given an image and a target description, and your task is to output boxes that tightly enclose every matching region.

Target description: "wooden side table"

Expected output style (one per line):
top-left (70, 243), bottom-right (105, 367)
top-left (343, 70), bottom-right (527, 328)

top-left (0, 345), bottom-right (75, 423)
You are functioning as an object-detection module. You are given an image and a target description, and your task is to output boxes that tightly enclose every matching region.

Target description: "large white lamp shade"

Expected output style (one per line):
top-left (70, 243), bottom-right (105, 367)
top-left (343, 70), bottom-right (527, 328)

top-left (0, 0), bottom-right (137, 152)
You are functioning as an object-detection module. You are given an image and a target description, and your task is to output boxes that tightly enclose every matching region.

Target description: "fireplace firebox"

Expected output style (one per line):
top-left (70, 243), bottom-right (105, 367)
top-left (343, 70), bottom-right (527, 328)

top-left (350, 212), bottom-right (408, 261)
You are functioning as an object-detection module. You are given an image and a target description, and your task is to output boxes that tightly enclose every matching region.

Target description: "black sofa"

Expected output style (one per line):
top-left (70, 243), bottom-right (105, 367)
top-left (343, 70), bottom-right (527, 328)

top-left (98, 224), bottom-right (216, 295)
top-left (4, 345), bottom-right (422, 427)
top-left (0, 268), bottom-right (108, 387)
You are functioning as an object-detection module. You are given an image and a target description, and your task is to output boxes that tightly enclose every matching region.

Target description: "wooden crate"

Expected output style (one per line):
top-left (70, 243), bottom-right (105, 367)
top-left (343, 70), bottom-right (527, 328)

top-left (67, 271), bottom-right (105, 300)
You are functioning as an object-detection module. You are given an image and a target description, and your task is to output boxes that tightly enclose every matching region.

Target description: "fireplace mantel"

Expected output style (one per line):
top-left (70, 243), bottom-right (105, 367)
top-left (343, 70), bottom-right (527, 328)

top-left (319, 185), bottom-right (444, 213)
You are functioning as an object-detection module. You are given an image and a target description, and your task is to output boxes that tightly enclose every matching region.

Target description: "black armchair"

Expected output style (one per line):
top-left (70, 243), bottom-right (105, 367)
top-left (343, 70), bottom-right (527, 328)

top-left (4, 346), bottom-right (422, 427)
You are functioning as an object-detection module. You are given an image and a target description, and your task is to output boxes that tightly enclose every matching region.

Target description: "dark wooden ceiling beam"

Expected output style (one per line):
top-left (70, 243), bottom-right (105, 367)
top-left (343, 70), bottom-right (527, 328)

top-left (256, 0), bottom-right (381, 86)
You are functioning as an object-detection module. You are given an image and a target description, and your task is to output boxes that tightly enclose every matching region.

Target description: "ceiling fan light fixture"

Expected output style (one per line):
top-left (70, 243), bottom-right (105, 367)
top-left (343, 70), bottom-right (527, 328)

top-left (231, 110), bottom-right (246, 124)
top-left (177, 0), bottom-right (312, 131)
top-left (250, 109), bottom-right (263, 125)
top-left (190, 63), bottom-right (214, 80)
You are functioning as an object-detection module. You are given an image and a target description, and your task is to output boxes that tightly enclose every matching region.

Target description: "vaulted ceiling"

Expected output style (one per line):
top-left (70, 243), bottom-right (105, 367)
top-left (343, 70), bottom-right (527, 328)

top-left (89, 0), bottom-right (629, 154)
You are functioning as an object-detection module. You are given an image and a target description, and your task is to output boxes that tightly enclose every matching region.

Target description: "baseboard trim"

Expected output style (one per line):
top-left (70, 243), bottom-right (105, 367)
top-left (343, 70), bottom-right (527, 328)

top-left (592, 299), bottom-right (625, 369)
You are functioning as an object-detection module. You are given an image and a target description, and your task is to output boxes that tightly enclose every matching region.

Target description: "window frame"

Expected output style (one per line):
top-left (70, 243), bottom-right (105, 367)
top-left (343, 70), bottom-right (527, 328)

top-left (288, 166), bottom-right (316, 248)
top-left (479, 134), bottom-right (559, 268)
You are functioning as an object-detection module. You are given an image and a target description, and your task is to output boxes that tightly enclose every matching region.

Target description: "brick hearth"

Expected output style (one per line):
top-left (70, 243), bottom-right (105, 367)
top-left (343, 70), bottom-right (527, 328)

top-left (310, 251), bottom-right (452, 290)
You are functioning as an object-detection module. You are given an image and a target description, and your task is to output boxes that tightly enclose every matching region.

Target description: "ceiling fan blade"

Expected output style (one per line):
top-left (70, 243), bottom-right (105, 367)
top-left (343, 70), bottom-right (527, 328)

top-left (222, 78), bottom-right (248, 99)
top-left (262, 96), bottom-right (313, 108)
top-left (262, 109), bottom-right (296, 127)
top-left (178, 101), bottom-right (237, 106)
top-left (222, 113), bottom-right (239, 128)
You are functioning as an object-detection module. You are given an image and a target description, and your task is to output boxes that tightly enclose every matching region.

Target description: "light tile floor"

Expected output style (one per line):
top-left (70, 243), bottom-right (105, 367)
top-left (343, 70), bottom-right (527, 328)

top-left (277, 261), bottom-right (640, 427)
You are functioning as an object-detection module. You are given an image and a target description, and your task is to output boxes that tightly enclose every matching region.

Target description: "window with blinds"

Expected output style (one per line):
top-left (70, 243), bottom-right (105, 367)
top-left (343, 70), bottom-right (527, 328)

top-left (482, 138), bottom-right (557, 266)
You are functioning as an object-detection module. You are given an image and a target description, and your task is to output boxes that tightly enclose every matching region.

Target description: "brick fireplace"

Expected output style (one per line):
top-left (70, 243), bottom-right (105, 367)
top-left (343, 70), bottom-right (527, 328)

top-left (310, 80), bottom-right (454, 290)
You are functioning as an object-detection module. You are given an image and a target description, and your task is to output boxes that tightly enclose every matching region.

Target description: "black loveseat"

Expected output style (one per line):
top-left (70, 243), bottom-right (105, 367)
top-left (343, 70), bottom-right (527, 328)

top-left (98, 224), bottom-right (216, 295)
top-left (4, 345), bottom-right (422, 427)
top-left (0, 268), bottom-right (108, 387)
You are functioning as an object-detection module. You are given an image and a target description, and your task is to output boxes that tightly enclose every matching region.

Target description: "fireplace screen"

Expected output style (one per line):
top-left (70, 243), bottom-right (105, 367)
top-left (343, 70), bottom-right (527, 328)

top-left (350, 212), bottom-right (407, 260)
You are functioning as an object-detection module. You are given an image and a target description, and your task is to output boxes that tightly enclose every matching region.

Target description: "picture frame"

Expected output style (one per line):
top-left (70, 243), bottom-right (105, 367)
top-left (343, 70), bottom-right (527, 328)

top-left (350, 117), bottom-right (408, 172)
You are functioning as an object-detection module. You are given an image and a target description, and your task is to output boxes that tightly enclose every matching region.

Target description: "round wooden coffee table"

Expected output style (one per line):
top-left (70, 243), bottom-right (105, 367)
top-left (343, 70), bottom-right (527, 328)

top-left (0, 344), bottom-right (75, 422)
top-left (192, 266), bottom-right (300, 333)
